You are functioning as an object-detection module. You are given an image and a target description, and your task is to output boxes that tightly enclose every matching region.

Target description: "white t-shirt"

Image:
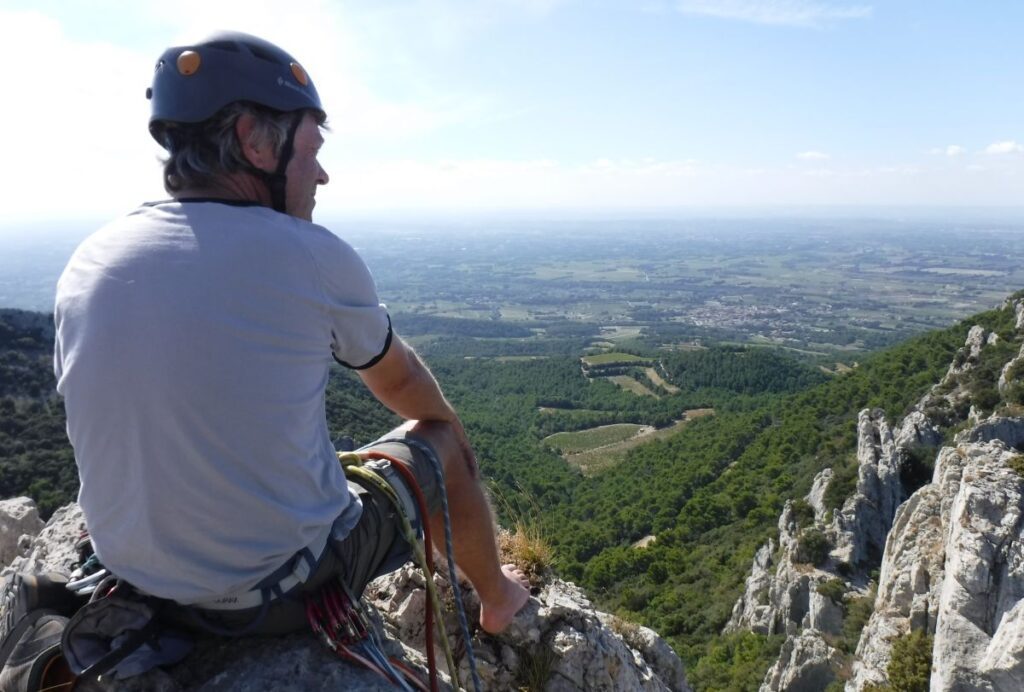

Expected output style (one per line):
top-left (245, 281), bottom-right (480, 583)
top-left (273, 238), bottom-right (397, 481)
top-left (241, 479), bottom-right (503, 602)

top-left (54, 200), bottom-right (392, 603)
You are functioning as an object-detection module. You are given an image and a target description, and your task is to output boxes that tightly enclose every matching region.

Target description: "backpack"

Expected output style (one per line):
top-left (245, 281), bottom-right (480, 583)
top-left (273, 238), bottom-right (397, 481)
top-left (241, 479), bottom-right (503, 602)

top-left (1, 543), bottom-right (193, 690)
top-left (0, 572), bottom-right (81, 691)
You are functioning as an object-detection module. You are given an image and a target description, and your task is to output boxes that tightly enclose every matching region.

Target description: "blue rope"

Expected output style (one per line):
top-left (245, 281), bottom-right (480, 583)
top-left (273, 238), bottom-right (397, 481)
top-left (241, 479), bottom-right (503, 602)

top-left (377, 436), bottom-right (484, 692)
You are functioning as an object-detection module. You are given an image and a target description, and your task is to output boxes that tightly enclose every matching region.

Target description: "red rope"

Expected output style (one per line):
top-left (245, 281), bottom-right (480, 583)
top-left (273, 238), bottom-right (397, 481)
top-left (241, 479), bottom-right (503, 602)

top-left (364, 450), bottom-right (441, 692)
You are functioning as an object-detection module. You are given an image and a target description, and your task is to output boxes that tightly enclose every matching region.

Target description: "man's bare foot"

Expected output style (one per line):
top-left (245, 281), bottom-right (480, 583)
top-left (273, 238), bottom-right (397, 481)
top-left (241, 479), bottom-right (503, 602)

top-left (479, 564), bottom-right (531, 634)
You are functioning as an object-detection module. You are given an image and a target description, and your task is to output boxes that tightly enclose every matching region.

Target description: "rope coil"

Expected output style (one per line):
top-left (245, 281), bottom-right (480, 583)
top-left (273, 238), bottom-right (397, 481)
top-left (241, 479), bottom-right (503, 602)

top-left (307, 445), bottom-right (483, 692)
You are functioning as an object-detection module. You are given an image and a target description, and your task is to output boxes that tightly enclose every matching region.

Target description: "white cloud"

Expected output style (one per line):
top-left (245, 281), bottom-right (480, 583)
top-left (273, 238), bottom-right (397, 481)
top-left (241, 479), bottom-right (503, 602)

top-left (875, 165), bottom-right (920, 175)
top-left (0, 4), bottom-right (489, 223)
top-left (984, 140), bottom-right (1024, 155)
top-left (675, 0), bottom-right (872, 27)
top-left (797, 150), bottom-right (830, 160)
top-left (0, 10), bottom-right (165, 220)
top-left (926, 145), bottom-right (966, 157)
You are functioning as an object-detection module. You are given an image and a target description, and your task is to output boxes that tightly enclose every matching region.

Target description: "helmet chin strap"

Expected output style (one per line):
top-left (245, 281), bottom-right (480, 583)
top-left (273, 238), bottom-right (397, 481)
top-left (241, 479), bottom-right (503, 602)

top-left (251, 112), bottom-right (304, 215)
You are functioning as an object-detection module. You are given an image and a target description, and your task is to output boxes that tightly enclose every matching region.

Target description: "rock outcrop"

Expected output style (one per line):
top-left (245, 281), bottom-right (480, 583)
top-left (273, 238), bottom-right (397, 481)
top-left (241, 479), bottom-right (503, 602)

top-left (829, 409), bottom-right (905, 568)
top-left (760, 629), bottom-right (841, 692)
top-left (728, 306), bottom-right (1024, 691)
top-left (931, 439), bottom-right (1024, 691)
top-left (999, 343), bottom-right (1023, 394)
top-left (725, 477), bottom-right (857, 648)
top-left (0, 496), bottom-right (45, 567)
top-left (1, 503), bottom-right (690, 692)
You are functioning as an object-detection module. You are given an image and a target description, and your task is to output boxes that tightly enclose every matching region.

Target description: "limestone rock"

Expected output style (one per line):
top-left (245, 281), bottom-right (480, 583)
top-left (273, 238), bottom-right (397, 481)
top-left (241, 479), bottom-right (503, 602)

top-left (830, 409), bottom-right (904, 567)
top-left (849, 431), bottom-right (1024, 691)
top-left (726, 495), bottom-right (848, 639)
top-left (807, 469), bottom-right (833, 522)
top-left (11, 505), bottom-right (690, 692)
top-left (895, 409), bottom-right (943, 450)
top-left (998, 344), bottom-right (1023, 394)
top-left (964, 416), bottom-right (1024, 450)
top-left (1017, 300), bottom-right (1024, 331)
top-left (759, 629), bottom-right (840, 692)
top-left (0, 496), bottom-right (45, 567)
top-left (724, 540), bottom-right (776, 634)
top-left (806, 589), bottom-right (844, 634)
top-left (931, 442), bottom-right (1024, 692)
top-left (847, 483), bottom-right (945, 690)
top-left (946, 325), bottom-right (988, 378)
top-left (979, 598), bottom-right (1024, 691)
top-left (2, 502), bottom-right (84, 576)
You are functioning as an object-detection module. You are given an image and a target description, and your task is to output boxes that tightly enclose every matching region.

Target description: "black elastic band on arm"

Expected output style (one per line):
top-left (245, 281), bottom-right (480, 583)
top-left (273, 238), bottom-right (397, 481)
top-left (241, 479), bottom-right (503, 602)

top-left (334, 315), bottom-right (393, 370)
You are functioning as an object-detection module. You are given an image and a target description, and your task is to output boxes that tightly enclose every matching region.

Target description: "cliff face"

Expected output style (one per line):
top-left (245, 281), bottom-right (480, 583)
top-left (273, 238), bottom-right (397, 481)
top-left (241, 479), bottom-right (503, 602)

top-left (1, 502), bottom-right (690, 692)
top-left (728, 297), bottom-right (1024, 691)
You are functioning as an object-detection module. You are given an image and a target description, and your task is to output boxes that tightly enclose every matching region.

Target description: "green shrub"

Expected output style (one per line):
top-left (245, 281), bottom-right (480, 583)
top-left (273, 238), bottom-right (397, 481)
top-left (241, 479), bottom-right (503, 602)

top-left (840, 590), bottom-right (875, 653)
top-left (791, 498), bottom-right (815, 528)
top-left (824, 457), bottom-right (859, 511)
top-left (1008, 455), bottom-right (1024, 479)
top-left (689, 632), bottom-right (785, 692)
top-left (797, 528), bottom-right (831, 566)
top-left (816, 578), bottom-right (847, 606)
top-left (900, 445), bottom-right (937, 496)
top-left (887, 629), bottom-right (933, 692)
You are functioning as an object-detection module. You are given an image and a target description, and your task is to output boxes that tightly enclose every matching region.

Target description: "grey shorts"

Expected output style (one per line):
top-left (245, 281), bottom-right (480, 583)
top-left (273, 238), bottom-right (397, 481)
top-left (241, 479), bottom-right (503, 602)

top-left (172, 433), bottom-right (443, 636)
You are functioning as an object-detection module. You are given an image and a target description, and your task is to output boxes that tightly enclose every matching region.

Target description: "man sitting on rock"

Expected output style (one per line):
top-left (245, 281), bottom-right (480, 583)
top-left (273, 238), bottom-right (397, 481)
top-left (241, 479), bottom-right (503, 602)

top-left (53, 31), bottom-right (529, 637)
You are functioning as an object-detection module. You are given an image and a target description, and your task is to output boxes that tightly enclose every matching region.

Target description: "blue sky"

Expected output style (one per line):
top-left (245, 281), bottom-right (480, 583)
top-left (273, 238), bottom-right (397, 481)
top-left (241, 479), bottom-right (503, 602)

top-left (0, 0), bottom-right (1021, 224)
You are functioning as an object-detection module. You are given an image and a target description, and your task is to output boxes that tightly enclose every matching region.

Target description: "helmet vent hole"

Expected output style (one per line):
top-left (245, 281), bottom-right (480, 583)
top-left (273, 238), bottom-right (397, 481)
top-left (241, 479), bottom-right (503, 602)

top-left (247, 45), bottom-right (280, 64)
top-left (205, 40), bottom-right (240, 52)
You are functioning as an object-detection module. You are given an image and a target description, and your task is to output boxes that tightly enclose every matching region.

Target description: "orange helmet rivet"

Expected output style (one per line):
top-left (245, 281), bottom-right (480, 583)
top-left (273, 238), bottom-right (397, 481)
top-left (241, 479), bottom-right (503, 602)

top-left (290, 62), bottom-right (309, 86)
top-left (177, 51), bottom-right (202, 76)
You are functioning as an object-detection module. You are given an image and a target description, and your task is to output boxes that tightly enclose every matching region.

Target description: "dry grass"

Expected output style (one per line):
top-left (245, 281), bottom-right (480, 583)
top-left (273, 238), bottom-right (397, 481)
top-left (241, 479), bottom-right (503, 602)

top-left (608, 614), bottom-right (647, 652)
top-left (491, 486), bottom-right (553, 589)
top-left (498, 522), bottom-right (553, 589)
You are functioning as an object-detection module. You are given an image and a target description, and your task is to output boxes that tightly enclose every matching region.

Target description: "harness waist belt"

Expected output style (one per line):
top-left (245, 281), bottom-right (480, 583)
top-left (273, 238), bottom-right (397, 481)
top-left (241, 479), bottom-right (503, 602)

top-left (188, 522), bottom-right (333, 611)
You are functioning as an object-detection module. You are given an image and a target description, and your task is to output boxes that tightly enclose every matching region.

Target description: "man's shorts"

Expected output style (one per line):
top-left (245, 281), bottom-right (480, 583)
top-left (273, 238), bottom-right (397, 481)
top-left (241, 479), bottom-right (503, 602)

top-left (172, 431), bottom-right (443, 635)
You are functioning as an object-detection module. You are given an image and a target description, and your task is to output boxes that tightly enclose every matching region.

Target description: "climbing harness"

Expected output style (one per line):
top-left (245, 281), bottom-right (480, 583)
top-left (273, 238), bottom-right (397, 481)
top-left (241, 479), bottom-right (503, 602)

top-left (309, 441), bottom-right (483, 692)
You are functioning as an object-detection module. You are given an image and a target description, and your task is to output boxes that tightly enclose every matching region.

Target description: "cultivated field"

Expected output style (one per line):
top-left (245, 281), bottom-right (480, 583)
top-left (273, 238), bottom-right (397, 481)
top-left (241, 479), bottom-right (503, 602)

top-left (644, 367), bottom-right (681, 393)
top-left (543, 424), bottom-right (648, 453)
top-left (581, 352), bottom-right (651, 367)
top-left (608, 375), bottom-right (659, 397)
top-left (557, 409), bottom-right (715, 475)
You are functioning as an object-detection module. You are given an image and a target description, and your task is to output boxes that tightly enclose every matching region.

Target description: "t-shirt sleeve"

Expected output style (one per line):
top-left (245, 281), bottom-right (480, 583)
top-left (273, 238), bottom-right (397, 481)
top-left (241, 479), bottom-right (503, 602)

top-left (307, 228), bottom-right (392, 369)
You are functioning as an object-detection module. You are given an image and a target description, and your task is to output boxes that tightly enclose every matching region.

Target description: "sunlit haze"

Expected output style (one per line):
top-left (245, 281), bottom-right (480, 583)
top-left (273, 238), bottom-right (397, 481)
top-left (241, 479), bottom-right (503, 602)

top-left (1, 0), bottom-right (1022, 227)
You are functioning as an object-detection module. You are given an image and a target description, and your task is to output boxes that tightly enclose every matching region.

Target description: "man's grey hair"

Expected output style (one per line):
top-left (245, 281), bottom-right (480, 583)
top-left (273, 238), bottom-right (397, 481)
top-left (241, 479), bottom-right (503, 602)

top-left (153, 103), bottom-right (321, 192)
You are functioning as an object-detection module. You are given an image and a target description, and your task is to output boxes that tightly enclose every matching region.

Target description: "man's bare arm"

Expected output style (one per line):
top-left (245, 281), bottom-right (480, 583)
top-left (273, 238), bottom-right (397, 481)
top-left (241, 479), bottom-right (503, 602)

top-left (357, 335), bottom-right (479, 475)
top-left (357, 335), bottom-right (456, 422)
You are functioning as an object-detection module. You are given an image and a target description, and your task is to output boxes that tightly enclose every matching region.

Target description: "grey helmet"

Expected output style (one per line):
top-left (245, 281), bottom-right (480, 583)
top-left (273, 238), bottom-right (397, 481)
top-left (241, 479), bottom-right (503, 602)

top-left (147, 31), bottom-right (324, 213)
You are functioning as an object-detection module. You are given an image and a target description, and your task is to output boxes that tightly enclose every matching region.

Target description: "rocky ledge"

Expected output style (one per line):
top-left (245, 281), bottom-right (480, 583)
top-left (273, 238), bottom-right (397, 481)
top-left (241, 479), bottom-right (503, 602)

top-left (1, 501), bottom-right (690, 692)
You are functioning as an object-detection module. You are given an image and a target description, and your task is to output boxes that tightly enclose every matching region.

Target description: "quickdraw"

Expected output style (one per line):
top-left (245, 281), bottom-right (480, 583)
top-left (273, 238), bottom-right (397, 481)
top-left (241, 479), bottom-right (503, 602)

top-left (307, 446), bottom-right (483, 692)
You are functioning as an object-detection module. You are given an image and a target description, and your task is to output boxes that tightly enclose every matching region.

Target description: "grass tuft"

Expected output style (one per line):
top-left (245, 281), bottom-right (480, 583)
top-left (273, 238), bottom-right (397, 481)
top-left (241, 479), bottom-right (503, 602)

top-left (498, 522), bottom-right (553, 589)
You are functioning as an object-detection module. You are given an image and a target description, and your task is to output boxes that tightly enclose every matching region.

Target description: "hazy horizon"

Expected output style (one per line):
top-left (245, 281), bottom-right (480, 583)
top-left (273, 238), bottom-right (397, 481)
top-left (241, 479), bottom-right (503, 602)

top-left (2, 2), bottom-right (1022, 223)
top-left (5, 215), bottom-right (1024, 315)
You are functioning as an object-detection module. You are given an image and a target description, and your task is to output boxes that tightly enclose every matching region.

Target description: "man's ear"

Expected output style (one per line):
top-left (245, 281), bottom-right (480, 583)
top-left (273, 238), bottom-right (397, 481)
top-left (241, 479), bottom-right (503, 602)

top-left (236, 113), bottom-right (276, 171)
